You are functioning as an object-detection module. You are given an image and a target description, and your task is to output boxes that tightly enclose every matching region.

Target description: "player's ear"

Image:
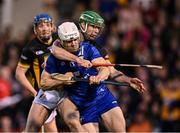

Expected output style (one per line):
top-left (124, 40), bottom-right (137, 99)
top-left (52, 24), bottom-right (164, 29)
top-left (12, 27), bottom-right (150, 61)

top-left (52, 24), bottom-right (57, 32)
top-left (33, 26), bottom-right (37, 35)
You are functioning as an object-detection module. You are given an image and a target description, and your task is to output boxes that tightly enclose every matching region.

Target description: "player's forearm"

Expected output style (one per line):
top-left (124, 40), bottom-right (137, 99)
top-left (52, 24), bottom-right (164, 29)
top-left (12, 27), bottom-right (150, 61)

top-left (97, 67), bottom-right (110, 81)
top-left (40, 78), bottom-right (63, 90)
top-left (15, 73), bottom-right (37, 97)
top-left (52, 44), bottom-right (92, 68)
top-left (105, 60), bottom-right (131, 83)
top-left (51, 44), bottom-right (79, 62)
top-left (92, 57), bottom-right (110, 81)
top-left (115, 74), bottom-right (131, 83)
top-left (110, 68), bottom-right (131, 83)
top-left (40, 71), bottom-right (65, 90)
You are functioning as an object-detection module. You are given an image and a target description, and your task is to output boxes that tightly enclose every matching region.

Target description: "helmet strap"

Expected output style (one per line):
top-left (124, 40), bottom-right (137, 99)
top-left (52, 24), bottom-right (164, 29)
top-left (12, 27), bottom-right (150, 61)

top-left (60, 40), bottom-right (64, 47)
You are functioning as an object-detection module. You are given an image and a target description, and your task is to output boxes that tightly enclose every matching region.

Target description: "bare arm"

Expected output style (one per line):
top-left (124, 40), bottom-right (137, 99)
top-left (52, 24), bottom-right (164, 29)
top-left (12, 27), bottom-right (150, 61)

top-left (90, 57), bottom-right (110, 84)
top-left (106, 60), bottom-right (146, 93)
top-left (40, 70), bottom-right (64, 90)
top-left (15, 65), bottom-right (37, 97)
top-left (40, 70), bottom-right (74, 90)
top-left (109, 66), bottom-right (131, 83)
top-left (51, 40), bottom-right (92, 68)
top-left (51, 40), bottom-right (79, 61)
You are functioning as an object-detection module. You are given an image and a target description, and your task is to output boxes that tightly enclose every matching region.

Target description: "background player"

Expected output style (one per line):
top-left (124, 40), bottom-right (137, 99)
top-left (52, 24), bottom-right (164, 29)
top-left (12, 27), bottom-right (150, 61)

top-left (15, 13), bottom-right (59, 132)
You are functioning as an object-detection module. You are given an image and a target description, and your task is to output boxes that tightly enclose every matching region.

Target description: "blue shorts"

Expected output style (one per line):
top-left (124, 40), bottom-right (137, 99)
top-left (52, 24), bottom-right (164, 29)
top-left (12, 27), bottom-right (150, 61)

top-left (70, 89), bottom-right (119, 124)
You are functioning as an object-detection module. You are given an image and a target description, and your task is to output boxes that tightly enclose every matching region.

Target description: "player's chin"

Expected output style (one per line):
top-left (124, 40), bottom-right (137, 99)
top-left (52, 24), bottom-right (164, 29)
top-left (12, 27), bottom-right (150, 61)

top-left (91, 37), bottom-right (96, 40)
top-left (40, 35), bottom-right (51, 41)
top-left (69, 48), bottom-right (79, 53)
top-left (89, 35), bottom-right (97, 40)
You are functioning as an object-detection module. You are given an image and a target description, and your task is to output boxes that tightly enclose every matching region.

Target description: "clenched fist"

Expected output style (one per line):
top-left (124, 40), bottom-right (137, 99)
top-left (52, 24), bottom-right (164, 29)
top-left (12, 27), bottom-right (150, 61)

top-left (76, 58), bottom-right (92, 68)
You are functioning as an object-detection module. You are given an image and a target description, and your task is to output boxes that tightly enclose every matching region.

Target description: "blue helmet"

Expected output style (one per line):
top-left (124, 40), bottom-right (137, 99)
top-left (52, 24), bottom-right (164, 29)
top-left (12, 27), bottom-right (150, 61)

top-left (33, 13), bottom-right (52, 25)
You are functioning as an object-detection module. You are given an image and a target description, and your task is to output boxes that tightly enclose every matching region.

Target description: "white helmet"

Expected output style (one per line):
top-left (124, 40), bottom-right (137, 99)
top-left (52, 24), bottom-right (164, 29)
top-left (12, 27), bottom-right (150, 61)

top-left (58, 22), bottom-right (80, 41)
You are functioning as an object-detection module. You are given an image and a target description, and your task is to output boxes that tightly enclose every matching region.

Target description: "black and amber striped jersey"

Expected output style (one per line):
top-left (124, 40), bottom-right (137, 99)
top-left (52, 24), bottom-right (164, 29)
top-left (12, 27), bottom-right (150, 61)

top-left (160, 87), bottom-right (180, 121)
top-left (18, 34), bottom-right (58, 90)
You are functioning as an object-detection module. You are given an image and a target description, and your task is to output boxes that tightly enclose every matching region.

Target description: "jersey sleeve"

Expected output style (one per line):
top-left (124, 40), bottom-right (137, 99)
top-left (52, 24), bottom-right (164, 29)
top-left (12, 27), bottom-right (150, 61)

top-left (45, 54), bottom-right (59, 74)
top-left (94, 43), bottom-right (109, 59)
top-left (18, 46), bottom-right (35, 68)
top-left (88, 45), bottom-right (102, 61)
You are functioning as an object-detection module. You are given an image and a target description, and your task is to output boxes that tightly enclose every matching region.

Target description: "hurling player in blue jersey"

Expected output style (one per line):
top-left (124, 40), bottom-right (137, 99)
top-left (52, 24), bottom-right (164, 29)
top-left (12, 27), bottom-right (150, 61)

top-left (50, 11), bottom-right (146, 132)
top-left (41, 22), bottom-right (126, 132)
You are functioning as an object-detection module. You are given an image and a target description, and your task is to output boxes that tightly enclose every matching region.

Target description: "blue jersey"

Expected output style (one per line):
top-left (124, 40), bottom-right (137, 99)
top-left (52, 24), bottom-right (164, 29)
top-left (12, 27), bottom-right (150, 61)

top-left (45, 41), bottom-right (119, 124)
top-left (45, 42), bottom-right (108, 103)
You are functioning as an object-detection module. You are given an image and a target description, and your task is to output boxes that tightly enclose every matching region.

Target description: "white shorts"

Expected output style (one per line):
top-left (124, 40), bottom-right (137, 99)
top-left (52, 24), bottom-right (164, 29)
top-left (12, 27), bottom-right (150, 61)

top-left (33, 89), bottom-right (67, 124)
top-left (34, 89), bottom-right (67, 110)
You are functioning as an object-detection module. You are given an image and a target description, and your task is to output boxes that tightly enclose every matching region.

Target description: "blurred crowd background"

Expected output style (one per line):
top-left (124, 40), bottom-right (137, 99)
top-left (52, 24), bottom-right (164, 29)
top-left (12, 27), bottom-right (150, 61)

top-left (0, 0), bottom-right (179, 132)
